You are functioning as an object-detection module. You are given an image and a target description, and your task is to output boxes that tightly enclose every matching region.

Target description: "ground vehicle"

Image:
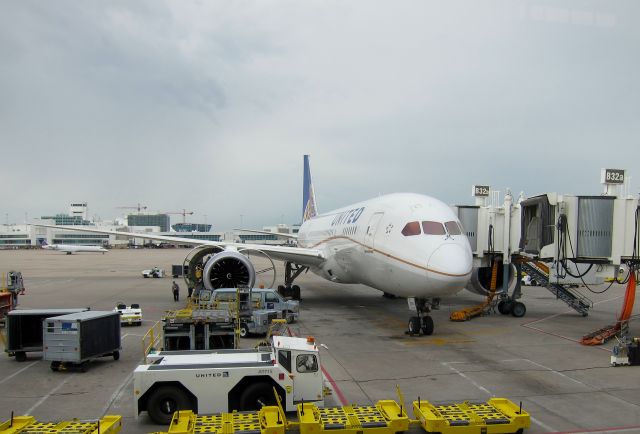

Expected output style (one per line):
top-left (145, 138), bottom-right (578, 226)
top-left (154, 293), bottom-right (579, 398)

top-left (142, 267), bottom-right (164, 278)
top-left (521, 274), bottom-right (538, 286)
top-left (211, 288), bottom-right (299, 324)
top-left (5, 308), bottom-right (88, 361)
top-left (43, 311), bottom-right (121, 372)
top-left (134, 335), bottom-right (325, 424)
top-left (113, 303), bottom-right (143, 326)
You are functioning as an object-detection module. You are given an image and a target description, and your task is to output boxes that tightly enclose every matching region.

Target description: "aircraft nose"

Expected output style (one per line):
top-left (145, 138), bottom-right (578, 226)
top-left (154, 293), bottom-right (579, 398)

top-left (427, 243), bottom-right (472, 279)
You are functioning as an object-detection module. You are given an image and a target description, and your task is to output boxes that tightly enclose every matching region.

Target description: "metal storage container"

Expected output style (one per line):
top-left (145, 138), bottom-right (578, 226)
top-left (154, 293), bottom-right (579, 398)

top-left (43, 311), bottom-right (121, 371)
top-left (5, 308), bottom-right (88, 362)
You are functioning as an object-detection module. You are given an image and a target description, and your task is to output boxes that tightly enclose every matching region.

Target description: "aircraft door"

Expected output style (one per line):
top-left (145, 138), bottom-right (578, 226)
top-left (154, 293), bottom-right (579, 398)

top-left (364, 212), bottom-right (384, 250)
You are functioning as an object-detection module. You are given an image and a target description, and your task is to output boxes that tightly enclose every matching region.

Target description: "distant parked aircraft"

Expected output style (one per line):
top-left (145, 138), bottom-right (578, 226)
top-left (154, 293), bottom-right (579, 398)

top-left (40, 240), bottom-right (107, 255)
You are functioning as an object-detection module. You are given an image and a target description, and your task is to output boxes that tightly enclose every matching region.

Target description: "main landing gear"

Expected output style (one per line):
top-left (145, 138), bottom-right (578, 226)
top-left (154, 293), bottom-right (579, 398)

top-left (407, 297), bottom-right (439, 336)
top-left (277, 262), bottom-right (308, 301)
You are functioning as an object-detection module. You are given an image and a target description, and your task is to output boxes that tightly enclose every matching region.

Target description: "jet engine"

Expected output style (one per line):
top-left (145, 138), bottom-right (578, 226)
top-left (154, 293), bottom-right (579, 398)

top-left (203, 250), bottom-right (256, 290)
top-left (466, 262), bottom-right (517, 296)
top-left (182, 246), bottom-right (276, 290)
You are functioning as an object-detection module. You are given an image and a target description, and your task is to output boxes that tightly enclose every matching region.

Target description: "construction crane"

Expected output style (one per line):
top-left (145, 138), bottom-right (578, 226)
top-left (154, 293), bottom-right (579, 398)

top-left (165, 209), bottom-right (194, 224)
top-left (117, 203), bottom-right (147, 214)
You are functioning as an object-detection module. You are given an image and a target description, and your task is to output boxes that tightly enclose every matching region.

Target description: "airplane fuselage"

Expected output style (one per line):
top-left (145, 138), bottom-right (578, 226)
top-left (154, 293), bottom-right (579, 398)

top-left (297, 193), bottom-right (473, 299)
top-left (43, 244), bottom-right (108, 254)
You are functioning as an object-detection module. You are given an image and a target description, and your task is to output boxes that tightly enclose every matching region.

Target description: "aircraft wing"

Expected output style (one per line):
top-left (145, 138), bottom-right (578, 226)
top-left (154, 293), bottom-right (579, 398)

top-left (233, 229), bottom-right (298, 239)
top-left (34, 224), bottom-right (324, 267)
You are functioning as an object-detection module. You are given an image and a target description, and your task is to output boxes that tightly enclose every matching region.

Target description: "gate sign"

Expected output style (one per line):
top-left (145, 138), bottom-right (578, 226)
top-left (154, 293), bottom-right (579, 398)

top-left (472, 185), bottom-right (490, 197)
top-left (601, 169), bottom-right (625, 185)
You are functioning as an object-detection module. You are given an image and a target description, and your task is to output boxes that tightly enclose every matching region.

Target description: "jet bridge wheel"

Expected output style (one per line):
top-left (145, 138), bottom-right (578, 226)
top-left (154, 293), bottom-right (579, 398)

top-left (511, 302), bottom-right (527, 318)
top-left (498, 300), bottom-right (512, 315)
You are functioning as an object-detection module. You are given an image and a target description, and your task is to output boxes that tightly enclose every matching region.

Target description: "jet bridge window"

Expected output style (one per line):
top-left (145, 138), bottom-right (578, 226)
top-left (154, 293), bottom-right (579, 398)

top-left (401, 221), bottom-right (422, 236)
top-left (296, 354), bottom-right (318, 373)
top-left (422, 221), bottom-right (446, 235)
top-left (445, 221), bottom-right (462, 235)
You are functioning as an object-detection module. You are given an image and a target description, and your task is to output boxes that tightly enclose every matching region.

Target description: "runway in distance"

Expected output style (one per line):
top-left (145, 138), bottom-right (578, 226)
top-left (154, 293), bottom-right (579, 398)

top-left (37, 155), bottom-right (473, 335)
top-left (40, 240), bottom-right (108, 255)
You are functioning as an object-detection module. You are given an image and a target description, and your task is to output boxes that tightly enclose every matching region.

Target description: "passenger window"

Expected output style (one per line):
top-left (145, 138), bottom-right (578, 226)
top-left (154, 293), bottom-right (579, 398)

top-left (296, 354), bottom-right (318, 373)
top-left (445, 221), bottom-right (462, 235)
top-left (278, 350), bottom-right (292, 373)
top-left (422, 221), bottom-right (446, 235)
top-left (401, 221), bottom-right (421, 236)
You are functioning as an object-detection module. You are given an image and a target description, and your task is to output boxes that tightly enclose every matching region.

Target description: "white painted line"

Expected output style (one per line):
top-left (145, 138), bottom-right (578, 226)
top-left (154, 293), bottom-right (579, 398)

top-left (101, 371), bottom-right (134, 416)
top-left (442, 362), bottom-right (493, 395)
top-left (442, 361), bottom-right (557, 432)
top-left (25, 376), bottom-right (72, 415)
top-left (0, 361), bottom-right (39, 385)
top-left (522, 359), bottom-right (591, 388)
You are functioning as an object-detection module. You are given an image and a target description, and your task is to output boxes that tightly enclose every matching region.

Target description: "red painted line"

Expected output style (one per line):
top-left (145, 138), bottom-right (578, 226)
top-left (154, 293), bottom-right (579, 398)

top-left (545, 424), bottom-right (640, 433)
top-left (288, 329), bottom-right (348, 406)
top-left (322, 366), bottom-right (348, 406)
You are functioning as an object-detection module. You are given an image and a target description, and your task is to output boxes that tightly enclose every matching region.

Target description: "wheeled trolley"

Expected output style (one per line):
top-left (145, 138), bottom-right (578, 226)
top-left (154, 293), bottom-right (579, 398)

top-left (43, 310), bottom-right (121, 372)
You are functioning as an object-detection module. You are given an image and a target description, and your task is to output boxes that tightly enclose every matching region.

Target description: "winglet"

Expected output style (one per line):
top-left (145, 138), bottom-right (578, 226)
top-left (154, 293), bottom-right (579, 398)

top-left (302, 155), bottom-right (318, 222)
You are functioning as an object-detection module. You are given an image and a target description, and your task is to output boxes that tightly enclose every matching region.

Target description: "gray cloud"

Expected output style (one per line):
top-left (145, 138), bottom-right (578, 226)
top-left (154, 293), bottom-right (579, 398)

top-left (1, 0), bottom-right (639, 230)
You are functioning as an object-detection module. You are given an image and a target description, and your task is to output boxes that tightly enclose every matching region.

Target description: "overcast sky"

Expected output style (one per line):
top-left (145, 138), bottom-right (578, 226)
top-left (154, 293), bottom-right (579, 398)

top-left (1, 1), bottom-right (638, 231)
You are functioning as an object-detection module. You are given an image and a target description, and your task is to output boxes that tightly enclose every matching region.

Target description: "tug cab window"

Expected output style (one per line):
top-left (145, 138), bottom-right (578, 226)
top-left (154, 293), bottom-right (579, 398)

top-left (445, 221), bottom-right (462, 235)
top-left (296, 354), bottom-right (318, 373)
top-left (401, 221), bottom-right (421, 236)
top-left (422, 221), bottom-right (446, 235)
top-left (278, 350), bottom-right (292, 373)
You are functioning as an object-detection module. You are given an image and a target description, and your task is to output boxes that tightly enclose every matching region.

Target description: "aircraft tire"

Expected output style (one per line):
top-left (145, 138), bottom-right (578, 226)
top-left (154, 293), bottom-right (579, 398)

top-left (408, 316), bottom-right (421, 335)
top-left (421, 316), bottom-right (434, 335)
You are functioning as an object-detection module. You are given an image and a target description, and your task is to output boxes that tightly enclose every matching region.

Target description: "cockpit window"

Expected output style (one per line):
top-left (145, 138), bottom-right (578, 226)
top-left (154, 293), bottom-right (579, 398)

top-left (445, 221), bottom-right (462, 235)
top-left (401, 221), bottom-right (421, 236)
top-left (422, 221), bottom-right (446, 235)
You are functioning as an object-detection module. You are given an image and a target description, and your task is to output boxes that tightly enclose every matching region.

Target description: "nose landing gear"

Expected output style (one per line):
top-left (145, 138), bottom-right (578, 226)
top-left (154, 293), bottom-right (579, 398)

top-left (407, 297), bottom-right (439, 336)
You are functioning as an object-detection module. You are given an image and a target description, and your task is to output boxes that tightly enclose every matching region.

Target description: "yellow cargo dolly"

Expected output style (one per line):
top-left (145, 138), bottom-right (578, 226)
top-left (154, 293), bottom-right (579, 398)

top-left (0, 415), bottom-right (122, 434)
top-left (296, 400), bottom-right (409, 434)
top-left (154, 406), bottom-right (286, 434)
top-left (412, 398), bottom-right (530, 434)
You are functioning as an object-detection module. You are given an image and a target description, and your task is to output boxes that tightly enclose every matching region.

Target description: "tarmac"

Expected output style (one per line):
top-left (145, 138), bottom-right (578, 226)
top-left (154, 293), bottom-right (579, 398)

top-left (0, 249), bottom-right (639, 433)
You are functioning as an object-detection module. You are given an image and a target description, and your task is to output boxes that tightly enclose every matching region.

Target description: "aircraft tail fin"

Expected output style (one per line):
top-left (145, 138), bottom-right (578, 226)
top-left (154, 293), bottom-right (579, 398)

top-left (39, 239), bottom-right (49, 247)
top-left (302, 155), bottom-right (318, 222)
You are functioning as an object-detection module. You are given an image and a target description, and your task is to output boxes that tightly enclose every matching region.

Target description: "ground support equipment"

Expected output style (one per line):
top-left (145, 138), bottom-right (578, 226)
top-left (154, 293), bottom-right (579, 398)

top-left (451, 261), bottom-right (499, 322)
top-left (413, 398), bottom-right (530, 434)
top-left (153, 397), bottom-right (528, 434)
top-left (0, 415), bottom-right (121, 434)
top-left (519, 260), bottom-right (591, 316)
top-left (162, 308), bottom-right (235, 351)
top-left (297, 401), bottom-right (410, 434)
top-left (582, 272), bottom-right (636, 346)
top-left (152, 407), bottom-right (285, 434)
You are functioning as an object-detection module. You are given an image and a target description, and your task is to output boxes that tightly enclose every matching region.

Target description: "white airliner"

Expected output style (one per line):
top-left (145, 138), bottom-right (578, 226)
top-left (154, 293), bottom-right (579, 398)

top-left (36, 155), bottom-right (472, 335)
top-left (40, 240), bottom-right (108, 255)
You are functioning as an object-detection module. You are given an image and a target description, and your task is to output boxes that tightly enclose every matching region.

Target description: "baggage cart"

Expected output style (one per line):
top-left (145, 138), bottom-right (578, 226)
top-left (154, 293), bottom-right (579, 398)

top-left (43, 310), bottom-right (121, 372)
top-left (5, 308), bottom-right (88, 361)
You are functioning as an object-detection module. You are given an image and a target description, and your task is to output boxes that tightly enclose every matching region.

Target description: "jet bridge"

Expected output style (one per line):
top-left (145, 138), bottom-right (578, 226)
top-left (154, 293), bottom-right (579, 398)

top-left (453, 170), bottom-right (640, 320)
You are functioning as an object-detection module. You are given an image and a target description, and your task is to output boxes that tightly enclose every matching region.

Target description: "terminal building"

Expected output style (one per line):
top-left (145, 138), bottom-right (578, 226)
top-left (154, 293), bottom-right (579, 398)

top-left (0, 202), bottom-right (298, 249)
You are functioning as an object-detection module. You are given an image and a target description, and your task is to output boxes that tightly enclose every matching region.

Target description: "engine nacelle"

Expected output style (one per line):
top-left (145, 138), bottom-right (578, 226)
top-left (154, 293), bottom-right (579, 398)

top-left (203, 250), bottom-right (256, 290)
top-left (466, 263), bottom-right (517, 296)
